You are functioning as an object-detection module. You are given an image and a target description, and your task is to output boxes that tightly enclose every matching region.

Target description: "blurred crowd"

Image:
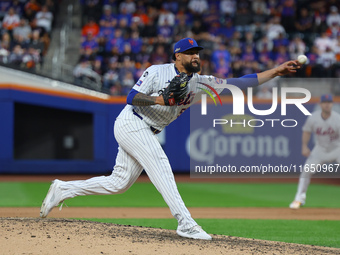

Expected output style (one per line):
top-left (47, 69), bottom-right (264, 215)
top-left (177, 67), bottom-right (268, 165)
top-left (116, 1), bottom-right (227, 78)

top-left (75, 0), bottom-right (340, 96)
top-left (0, 0), bottom-right (57, 71)
top-left (1, 1), bottom-right (339, 97)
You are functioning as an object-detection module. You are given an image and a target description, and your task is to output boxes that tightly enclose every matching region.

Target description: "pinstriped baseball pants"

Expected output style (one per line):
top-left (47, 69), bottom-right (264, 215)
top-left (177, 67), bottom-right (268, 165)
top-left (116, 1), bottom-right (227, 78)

top-left (60, 108), bottom-right (197, 230)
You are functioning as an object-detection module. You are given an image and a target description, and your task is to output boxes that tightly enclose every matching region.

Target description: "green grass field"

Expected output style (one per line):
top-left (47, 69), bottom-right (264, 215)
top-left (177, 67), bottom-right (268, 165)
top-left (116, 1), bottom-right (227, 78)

top-left (1, 181), bottom-right (340, 248)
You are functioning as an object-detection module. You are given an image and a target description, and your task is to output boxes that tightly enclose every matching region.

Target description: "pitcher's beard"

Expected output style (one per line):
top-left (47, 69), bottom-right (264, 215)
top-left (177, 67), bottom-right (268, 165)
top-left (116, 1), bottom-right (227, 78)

top-left (183, 61), bottom-right (201, 73)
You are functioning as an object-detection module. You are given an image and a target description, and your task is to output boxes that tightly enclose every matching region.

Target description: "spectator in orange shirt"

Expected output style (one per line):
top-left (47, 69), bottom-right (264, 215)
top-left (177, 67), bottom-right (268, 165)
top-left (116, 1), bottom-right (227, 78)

top-left (82, 18), bottom-right (100, 37)
top-left (2, 8), bottom-right (20, 32)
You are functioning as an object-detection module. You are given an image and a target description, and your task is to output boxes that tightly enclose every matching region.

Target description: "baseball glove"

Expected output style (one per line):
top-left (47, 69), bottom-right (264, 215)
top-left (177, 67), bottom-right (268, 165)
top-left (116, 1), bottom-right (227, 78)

top-left (160, 72), bottom-right (189, 106)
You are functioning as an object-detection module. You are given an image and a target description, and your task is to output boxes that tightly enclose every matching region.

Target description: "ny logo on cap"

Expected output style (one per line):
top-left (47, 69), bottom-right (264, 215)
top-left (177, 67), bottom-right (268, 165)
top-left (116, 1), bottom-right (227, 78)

top-left (188, 39), bottom-right (194, 45)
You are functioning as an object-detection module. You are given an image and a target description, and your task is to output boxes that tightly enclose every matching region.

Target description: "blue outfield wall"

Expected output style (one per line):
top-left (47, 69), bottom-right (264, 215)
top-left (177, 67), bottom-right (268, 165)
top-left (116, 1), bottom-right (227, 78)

top-left (0, 88), bottom-right (123, 174)
top-left (0, 87), bottom-right (330, 175)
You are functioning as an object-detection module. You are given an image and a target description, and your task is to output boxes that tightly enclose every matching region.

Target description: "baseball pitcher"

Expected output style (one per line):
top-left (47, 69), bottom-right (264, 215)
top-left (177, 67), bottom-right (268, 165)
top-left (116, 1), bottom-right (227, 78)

top-left (41, 38), bottom-right (302, 240)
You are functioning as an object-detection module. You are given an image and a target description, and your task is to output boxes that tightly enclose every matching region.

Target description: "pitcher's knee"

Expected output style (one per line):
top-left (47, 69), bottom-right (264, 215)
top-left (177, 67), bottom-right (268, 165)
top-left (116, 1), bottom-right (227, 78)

top-left (107, 171), bottom-right (132, 193)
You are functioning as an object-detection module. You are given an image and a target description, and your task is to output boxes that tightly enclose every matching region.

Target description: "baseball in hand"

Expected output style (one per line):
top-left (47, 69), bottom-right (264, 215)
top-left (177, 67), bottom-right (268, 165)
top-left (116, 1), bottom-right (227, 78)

top-left (297, 55), bottom-right (308, 64)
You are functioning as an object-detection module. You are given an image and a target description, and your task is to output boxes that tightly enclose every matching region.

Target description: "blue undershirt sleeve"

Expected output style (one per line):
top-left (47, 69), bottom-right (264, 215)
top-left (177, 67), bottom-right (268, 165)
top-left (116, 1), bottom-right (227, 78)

top-left (126, 89), bottom-right (139, 105)
top-left (226, 73), bottom-right (259, 90)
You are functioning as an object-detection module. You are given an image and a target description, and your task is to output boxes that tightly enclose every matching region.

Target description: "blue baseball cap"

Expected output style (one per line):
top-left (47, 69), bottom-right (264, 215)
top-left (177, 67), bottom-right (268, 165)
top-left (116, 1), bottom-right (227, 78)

top-left (172, 38), bottom-right (204, 60)
top-left (320, 94), bottom-right (333, 102)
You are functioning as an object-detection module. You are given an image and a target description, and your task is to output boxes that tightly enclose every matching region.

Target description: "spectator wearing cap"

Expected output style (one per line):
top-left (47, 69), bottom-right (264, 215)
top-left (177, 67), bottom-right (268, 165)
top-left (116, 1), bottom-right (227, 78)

top-left (81, 31), bottom-right (99, 55)
top-left (211, 43), bottom-right (231, 76)
top-left (129, 31), bottom-right (143, 54)
top-left (273, 45), bottom-right (290, 65)
top-left (327, 6), bottom-right (340, 27)
top-left (105, 28), bottom-right (125, 54)
top-left (241, 45), bottom-right (257, 62)
top-left (99, 5), bottom-right (117, 28)
top-left (97, 26), bottom-right (115, 52)
top-left (117, 4), bottom-right (132, 26)
top-left (79, 47), bottom-right (97, 64)
top-left (119, 0), bottom-right (136, 15)
top-left (213, 56), bottom-right (231, 79)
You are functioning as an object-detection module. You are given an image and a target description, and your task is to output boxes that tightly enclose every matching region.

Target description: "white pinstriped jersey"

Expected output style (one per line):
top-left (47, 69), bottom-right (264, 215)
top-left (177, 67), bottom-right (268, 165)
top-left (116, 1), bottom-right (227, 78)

top-left (119, 63), bottom-right (224, 131)
top-left (303, 111), bottom-right (340, 151)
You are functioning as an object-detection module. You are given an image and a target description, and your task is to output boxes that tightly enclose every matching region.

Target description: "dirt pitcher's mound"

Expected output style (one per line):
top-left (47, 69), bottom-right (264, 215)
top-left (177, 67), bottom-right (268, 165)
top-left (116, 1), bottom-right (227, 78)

top-left (1, 218), bottom-right (339, 255)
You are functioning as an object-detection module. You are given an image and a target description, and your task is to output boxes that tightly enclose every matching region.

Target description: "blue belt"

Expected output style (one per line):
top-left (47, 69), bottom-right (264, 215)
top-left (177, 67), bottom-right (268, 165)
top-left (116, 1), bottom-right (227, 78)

top-left (132, 109), bottom-right (161, 134)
